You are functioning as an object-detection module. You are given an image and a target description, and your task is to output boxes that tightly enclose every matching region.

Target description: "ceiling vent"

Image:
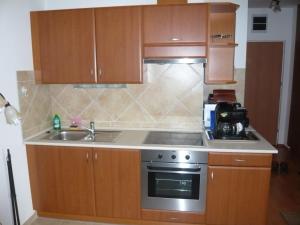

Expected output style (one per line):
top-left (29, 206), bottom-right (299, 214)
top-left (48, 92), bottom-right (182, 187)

top-left (252, 15), bottom-right (268, 32)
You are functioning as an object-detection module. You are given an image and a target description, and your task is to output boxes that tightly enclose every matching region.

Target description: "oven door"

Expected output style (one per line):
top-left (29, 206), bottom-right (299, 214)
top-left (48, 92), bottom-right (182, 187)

top-left (142, 162), bottom-right (207, 212)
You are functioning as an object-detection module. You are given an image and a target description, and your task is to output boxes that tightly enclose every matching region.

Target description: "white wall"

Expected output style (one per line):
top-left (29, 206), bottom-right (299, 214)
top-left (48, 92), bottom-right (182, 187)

top-left (248, 8), bottom-right (297, 145)
top-left (45, 0), bottom-right (248, 69)
top-left (0, 0), bottom-right (45, 224)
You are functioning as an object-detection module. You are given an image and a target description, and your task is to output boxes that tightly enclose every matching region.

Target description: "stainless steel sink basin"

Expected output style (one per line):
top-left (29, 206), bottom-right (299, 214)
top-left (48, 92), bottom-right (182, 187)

top-left (44, 130), bottom-right (90, 141)
top-left (43, 130), bottom-right (121, 142)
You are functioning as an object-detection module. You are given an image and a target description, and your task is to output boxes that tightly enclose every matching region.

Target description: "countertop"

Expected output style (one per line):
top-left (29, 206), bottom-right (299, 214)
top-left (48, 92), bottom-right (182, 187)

top-left (24, 128), bottom-right (278, 154)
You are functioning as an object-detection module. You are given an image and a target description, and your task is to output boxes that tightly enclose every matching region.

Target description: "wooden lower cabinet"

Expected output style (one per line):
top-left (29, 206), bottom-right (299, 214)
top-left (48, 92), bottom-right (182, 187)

top-left (111, 150), bottom-right (141, 219)
top-left (27, 146), bottom-right (95, 215)
top-left (27, 145), bottom-right (63, 213)
top-left (142, 209), bottom-right (205, 224)
top-left (27, 146), bottom-right (272, 225)
top-left (93, 148), bottom-right (140, 219)
top-left (59, 147), bottom-right (95, 216)
top-left (27, 145), bottom-right (140, 219)
top-left (93, 149), bottom-right (113, 217)
top-left (206, 166), bottom-right (271, 225)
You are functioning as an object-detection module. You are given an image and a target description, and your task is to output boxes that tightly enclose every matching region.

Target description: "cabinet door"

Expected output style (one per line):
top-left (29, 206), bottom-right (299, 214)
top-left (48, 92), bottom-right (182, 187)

top-left (31, 9), bottom-right (96, 83)
top-left (93, 149), bottom-right (141, 219)
top-left (111, 150), bottom-right (141, 219)
top-left (206, 166), bottom-right (271, 225)
top-left (93, 149), bottom-right (113, 217)
top-left (143, 4), bottom-right (208, 44)
top-left (95, 7), bottom-right (142, 84)
top-left (205, 47), bottom-right (235, 83)
top-left (60, 147), bottom-right (95, 216)
top-left (26, 145), bottom-right (63, 213)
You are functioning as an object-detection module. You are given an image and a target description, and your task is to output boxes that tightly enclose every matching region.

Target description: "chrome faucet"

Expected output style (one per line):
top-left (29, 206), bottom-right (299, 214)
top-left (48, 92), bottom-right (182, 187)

top-left (88, 121), bottom-right (95, 136)
top-left (82, 121), bottom-right (95, 137)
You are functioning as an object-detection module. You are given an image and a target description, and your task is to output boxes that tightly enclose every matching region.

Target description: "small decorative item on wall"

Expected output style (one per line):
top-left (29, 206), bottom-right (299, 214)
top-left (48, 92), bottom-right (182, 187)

top-left (0, 93), bottom-right (21, 125)
top-left (252, 15), bottom-right (268, 32)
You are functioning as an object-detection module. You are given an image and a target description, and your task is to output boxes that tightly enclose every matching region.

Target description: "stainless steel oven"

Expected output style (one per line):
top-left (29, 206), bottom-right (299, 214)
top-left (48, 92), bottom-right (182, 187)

top-left (141, 150), bottom-right (208, 212)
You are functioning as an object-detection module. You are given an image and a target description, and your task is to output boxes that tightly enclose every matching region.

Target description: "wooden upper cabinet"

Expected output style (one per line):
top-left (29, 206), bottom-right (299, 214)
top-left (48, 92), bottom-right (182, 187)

top-left (209, 3), bottom-right (237, 45)
top-left (31, 9), bottom-right (96, 84)
top-left (206, 166), bottom-right (271, 225)
top-left (205, 46), bottom-right (235, 83)
top-left (143, 4), bottom-right (208, 45)
top-left (95, 7), bottom-right (142, 83)
top-left (205, 3), bottom-right (238, 84)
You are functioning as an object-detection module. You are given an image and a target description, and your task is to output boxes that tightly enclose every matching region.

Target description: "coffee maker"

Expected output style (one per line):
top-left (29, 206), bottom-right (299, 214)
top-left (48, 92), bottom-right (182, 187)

top-left (214, 102), bottom-right (249, 139)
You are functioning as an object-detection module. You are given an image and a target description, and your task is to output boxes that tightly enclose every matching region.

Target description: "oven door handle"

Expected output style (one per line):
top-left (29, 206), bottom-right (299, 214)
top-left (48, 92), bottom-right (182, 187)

top-left (147, 165), bottom-right (201, 173)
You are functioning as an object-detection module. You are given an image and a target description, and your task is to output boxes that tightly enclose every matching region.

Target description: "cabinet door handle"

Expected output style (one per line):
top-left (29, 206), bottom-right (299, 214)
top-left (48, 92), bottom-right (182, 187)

top-left (94, 153), bottom-right (98, 161)
top-left (98, 68), bottom-right (102, 77)
top-left (90, 69), bottom-right (94, 76)
top-left (86, 152), bottom-right (89, 162)
top-left (170, 37), bottom-right (180, 41)
top-left (235, 159), bottom-right (246, 162)
top-left (211, 171), bottom-right (214, 180)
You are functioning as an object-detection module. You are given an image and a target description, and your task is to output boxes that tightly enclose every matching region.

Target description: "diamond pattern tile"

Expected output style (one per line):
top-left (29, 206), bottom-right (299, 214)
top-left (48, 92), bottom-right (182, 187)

top-left (17, 67), bottom-right (246, 133)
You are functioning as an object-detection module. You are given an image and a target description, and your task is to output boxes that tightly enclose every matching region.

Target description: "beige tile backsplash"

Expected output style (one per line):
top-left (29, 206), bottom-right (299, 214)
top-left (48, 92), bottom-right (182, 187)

top-left (17, 65), bottom-right (245, 138)
top-left (17, 71), bottom-right (52, 139)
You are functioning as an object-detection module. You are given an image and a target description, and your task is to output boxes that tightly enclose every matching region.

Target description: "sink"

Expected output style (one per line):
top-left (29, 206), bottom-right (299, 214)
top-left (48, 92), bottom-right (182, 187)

top-left (44, 130), bottom-right (90, 141)
top-left (43, 130), bottom-right (121, 142)
top-left (143, 131), bottom-right (203, 146)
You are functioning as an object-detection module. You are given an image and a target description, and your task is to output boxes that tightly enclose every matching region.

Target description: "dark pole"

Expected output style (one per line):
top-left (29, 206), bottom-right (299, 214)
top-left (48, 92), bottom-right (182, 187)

top-left (6, 149), bottom-right (20, 225)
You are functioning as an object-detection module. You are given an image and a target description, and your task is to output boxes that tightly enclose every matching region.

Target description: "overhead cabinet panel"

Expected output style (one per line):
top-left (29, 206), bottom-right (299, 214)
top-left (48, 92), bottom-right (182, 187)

top-left (206, 47), bottom-right (235, 83)
top-left (95, 7), bottom-right (142, 84)
top-left (31, 9), bottom-right (96, 84)
top-left (143, 4), bottom-right (208, 44)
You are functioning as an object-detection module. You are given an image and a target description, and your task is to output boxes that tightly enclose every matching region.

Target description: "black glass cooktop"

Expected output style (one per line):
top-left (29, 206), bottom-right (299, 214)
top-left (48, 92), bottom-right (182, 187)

top-left (143, 131), bottom-right (203, 146)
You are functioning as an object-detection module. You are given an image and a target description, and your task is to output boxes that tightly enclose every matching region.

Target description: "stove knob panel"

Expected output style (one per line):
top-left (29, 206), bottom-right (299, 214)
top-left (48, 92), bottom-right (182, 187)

top-left (171, 155), bottom-right (176, 160)
top-left (185, 155), bottom-right (190, 160)
top-left (158, 154), bottom-right (163, 159)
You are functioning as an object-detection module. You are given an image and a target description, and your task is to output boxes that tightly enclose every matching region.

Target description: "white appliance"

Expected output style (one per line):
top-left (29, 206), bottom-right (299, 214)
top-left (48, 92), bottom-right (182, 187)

top-left (203, 103), bottom-right (217, 128)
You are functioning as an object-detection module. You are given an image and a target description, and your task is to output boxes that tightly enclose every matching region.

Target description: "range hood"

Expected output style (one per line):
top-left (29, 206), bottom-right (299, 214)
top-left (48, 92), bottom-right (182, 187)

top-left (144, 58), bottom-right (207, 64)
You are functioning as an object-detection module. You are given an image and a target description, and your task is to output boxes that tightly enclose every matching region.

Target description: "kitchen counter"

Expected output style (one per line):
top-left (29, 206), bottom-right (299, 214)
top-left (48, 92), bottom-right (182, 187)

top-left (24, 128), bottom-right (278, 154)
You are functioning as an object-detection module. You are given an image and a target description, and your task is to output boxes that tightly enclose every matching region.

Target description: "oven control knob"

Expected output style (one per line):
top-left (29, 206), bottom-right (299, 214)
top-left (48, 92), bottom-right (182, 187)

top-left (158, 154), bottom-right (163, 159)
top-left (185, 155), bottom-right (190, 160)
top-left (171, 155), bottom-right (176, 159)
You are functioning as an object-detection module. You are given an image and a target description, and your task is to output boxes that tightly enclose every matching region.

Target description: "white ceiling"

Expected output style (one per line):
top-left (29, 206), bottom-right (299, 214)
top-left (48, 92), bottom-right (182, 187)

top-left (248, 0), bottom-right (300, 8)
